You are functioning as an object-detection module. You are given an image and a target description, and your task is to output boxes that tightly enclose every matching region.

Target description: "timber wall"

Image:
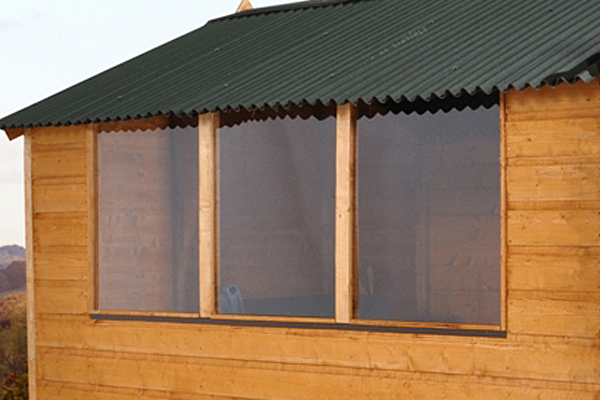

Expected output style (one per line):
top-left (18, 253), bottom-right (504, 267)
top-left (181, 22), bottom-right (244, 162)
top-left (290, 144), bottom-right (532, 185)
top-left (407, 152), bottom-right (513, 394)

top-left (29, 79), bottom-right (600, 399)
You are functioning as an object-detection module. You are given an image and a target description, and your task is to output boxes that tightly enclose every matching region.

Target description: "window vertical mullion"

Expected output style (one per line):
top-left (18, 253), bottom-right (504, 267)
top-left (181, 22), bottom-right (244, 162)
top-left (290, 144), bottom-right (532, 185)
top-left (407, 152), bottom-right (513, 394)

top-left (335, 103), bottom-right (357, 323)
top-left (199, 112), bottom-right (219, 318)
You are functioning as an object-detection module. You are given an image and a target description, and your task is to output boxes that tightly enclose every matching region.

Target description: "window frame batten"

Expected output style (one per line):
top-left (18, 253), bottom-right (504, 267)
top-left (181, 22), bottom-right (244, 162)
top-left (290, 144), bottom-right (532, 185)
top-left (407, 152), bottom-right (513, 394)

top-left (335, 103), bottom-right (358, 323)
top-left (199, 112), bottom-right (219, 318)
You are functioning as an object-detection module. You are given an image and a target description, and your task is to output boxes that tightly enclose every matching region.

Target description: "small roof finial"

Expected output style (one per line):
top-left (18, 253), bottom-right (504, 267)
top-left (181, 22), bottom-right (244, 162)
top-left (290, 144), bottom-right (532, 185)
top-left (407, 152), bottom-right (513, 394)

top-left (236, 0), bottom-right (254, 13)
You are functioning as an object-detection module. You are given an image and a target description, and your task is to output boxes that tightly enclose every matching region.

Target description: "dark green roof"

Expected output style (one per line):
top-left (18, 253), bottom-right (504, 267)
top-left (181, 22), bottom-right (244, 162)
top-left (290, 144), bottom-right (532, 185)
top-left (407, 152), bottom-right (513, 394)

top-left (2, 0), bottom-right (599, 130)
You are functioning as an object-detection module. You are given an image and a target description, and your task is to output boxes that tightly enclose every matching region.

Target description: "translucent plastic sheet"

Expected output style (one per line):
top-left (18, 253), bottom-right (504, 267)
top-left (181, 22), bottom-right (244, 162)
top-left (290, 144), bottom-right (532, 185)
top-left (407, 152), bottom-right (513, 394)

top-left (357, 107), bottom-right (501, 325)
top-left (97, 127), bottom-right (199, 313)
top-left (218, 117), bottom-right (336, 318)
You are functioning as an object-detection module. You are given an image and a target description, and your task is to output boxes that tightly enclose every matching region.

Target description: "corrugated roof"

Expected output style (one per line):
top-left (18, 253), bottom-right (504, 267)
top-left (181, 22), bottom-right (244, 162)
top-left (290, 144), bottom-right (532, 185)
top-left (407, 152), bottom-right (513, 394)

top-left (2, 0), bottom-right (599, 130)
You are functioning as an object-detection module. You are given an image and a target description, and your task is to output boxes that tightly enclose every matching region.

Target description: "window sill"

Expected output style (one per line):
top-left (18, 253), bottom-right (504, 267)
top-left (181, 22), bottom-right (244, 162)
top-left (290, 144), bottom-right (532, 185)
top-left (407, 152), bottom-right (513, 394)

top-left (90, 312), bottom-right (506, 338)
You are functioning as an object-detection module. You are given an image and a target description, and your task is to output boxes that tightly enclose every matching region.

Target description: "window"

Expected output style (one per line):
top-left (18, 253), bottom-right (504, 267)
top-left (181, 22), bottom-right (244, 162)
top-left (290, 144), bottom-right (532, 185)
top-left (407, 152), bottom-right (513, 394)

top-left (218, 117), bottom-right (336, 318)
top-left (357, 107), bottom-right (501, 325)
top-left (94, 103), bottom-right (504, 332)
top-left (97, 126), bottom-right (199, 313)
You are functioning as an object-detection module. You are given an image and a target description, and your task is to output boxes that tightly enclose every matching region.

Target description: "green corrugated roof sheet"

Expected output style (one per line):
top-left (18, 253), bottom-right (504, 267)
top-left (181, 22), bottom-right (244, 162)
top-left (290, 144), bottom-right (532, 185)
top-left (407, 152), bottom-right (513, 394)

top-left (2, 0), bottom-right (599, 130)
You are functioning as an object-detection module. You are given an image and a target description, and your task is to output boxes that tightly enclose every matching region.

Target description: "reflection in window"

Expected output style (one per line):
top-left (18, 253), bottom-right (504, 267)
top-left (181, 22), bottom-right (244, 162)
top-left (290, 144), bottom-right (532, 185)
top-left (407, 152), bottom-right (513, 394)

top-left (358, 107), bottom-right (500, 325)
top-left (218, 117), bottom-right (336, 318)
top-left (98, 127), bottom-right (199, 313)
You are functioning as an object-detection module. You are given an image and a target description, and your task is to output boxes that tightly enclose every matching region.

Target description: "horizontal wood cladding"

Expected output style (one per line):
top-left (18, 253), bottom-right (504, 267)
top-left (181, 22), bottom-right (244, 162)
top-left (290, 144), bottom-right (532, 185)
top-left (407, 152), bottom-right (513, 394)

top-left (508, 247), bottom-right (600, 292)
top-left (505, 80), bottom-right (600, 117)
top-left (34, 315), bottom-right (600, 385)
top-left (32, 147), bottom-right (87, 182)
top-left (506, 118), bottom-right (600, 159)
top-left (33, 212), bottom-right (88, 249)
top-left (508, 291), bottom-right (600, 339)
top-left (36, 346), bottom-right (600, 400)
top-left (33, 180), bottom-right (88, 213)
top-left (35, 280), bottom-right (89, 315)
top-left (37, 380), bottom-right (246, 400)
top-left (35, 248), bottom-right (88, 281)
top-left (507, 210), bottom-right (600, 246)
top-left (28, 81), bottom-right (600, 399)
top-left (507, 164), bottom-right (600, 202)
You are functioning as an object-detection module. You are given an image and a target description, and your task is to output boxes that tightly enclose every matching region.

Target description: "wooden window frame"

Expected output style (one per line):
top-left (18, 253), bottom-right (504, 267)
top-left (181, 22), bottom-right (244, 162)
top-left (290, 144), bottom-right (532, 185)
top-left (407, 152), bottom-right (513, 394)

top-left (90, 100), bottom-right (507, 334)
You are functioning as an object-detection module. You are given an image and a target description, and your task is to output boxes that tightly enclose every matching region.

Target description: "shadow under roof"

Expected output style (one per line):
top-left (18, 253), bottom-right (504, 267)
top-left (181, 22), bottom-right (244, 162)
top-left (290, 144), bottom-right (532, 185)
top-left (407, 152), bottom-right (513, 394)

top-left (1, 0), bottom-right (599, 130)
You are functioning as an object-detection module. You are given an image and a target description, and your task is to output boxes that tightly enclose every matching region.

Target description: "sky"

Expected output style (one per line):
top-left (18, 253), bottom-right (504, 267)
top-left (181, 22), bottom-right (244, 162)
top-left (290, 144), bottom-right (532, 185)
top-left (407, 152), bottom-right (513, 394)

top-left (0, 0), bottom-right (298, 247)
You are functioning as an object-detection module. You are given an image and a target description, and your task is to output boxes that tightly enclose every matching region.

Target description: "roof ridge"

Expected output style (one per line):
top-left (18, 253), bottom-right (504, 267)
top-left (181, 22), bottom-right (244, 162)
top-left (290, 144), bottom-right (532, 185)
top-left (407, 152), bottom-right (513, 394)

top-left (209, 0), bottom-right (367, 22)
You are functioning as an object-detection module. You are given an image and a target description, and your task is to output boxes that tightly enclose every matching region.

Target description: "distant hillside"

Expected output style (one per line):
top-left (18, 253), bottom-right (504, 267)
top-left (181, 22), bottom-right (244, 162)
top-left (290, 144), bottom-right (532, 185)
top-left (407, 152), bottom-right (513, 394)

top-left (0, 291), bottom-right (25, 322)
top-left (0, 261), bottom-right (25, 296)
top-left (0, 245), bottom-right (25, 270)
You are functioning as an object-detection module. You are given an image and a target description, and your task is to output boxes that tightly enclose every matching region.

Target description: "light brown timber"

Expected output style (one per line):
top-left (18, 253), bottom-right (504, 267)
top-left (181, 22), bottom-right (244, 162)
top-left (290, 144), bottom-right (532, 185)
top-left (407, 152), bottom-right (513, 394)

top-left (335, 103), bottom-right (357, 323)
top-left (24, 78), bottom-right (600, 399)
top-left (236, 0), bottom-right (253, 13)
top-left (199, 113), bottom-right (218, 317)
top-left (24, 129), bottom-right (37, 400)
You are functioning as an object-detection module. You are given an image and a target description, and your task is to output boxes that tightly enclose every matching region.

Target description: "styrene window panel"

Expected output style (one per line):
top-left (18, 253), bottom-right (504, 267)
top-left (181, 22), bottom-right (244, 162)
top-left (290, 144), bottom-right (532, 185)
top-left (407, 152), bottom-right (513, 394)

top-left (357, 107), bottom-right (501, 325)
top-left (218, 117), bottom-right (335, 318)
top-left (97, 127), bottom-right (199, 313)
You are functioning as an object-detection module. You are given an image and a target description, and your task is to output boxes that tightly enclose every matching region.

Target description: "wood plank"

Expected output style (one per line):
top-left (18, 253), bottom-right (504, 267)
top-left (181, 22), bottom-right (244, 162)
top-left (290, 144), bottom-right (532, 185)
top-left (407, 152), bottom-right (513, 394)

top-left (508, 252), bottom-right (600, 292)
top-left (31, 124), bottom-right (88, 146)
top-left (32, 182), bottom-right (87, 212)
top-left (507, 164), bottom-right (600, 202)
top-left (36, 346), bottom-right (600, 400)
top-left (35, 248), bottom-right (88, 281)
top-left (505, 118), bottom-right (600, 159)
top-left (509, 200), bottom-right (600, 211)
top-left (5, 127), bottom-right (26, 140)
top-left (24, 129), bottom-right (37, 400)
top-left (335, 103), bottom-right (357, 323)
top-left (35, 280), bottom-right (89, 315)
top-left (199, 113), bottom-right (218, 318)
top-left (507, 154), bottom-right (600, 167)
top-left (509, 246), bottom-right (600, 256)
top-left (32, 148), bottom-right (87, 182)
top-left (236, 0), bottom-right (253, 13)
top-left (507, 210), bottom-right (600, 247)
top-left (506, 107), bottom-right (600, 122)
top-left (38, 380), bottom-right (249, 400)
top-left (35, 316), bottom-right (600, 385)
top-left (505, 80), bottom-right (600, 115)
top-left (508, 290), bottom-right (600, 339)
top-left (33, 211), bottom-right (88, 249)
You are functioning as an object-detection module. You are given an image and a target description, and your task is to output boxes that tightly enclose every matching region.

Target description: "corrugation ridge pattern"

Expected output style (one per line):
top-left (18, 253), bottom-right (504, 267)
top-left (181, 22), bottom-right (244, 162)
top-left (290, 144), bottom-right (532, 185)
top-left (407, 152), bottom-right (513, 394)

top-left (1, 0), bottom-right (599, 129)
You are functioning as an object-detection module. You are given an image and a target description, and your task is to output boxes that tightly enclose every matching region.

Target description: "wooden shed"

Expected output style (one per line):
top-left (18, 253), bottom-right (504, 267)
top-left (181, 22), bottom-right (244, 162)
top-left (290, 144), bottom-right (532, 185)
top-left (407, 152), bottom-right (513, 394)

top-left (2, 0), bottom-right (600, 398)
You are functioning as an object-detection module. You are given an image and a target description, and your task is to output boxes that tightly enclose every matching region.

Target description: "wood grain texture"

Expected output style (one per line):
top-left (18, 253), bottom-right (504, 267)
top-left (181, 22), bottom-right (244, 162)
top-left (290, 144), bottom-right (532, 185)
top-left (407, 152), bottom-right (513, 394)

top-left (335, 103), bottom-right (356, 323)
top-left (505, 80), bottom-right (600, 115)
top-left (508, 290), bottom-right (600, 339)
top-left (199, 113), bottom-right (218, 317)
top-left (24, 129), bottom-right (37, 400)
top-left (506, 118), bottom-right (600, 158)
top-left (27, 80), bottom-right (600, 399)
top-left (507, 164), bottom-right (600, 202)
top-left (507, 210), bottom-right (600, 246)
top-left (33, 212), bottom-right (88, 249)
top-left (36, 346), bottom-right (600, 400)
top-left (35, 280), bottom-right (89, 315)
top-left (35, 315), bottom-right (600, 385)
top-left (508, 252), bottom-right (600, 292)
top-left (35, 249), bottom-right (88, 281)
